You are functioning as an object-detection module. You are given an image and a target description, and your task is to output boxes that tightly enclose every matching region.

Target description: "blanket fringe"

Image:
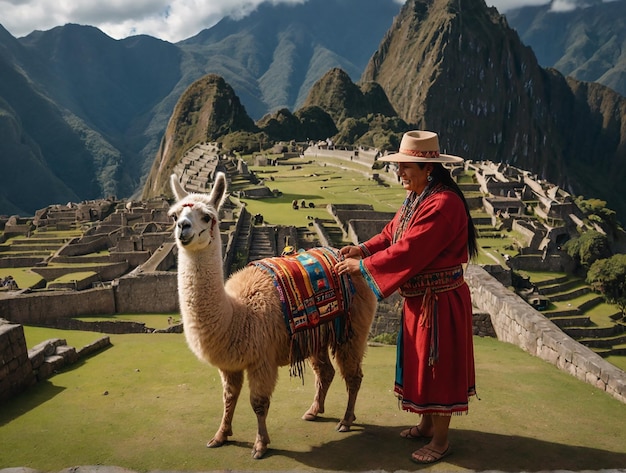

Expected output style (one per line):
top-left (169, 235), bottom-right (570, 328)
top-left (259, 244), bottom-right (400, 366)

top-left (289, 311), bottom-right (352, 379)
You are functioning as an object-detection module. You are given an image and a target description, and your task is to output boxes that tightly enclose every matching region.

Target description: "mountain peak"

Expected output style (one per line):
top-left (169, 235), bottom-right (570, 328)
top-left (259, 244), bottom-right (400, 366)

top-left (141, 74), bottom-right (256, 198)
top-left (303, 68), bottom-right (397, 123)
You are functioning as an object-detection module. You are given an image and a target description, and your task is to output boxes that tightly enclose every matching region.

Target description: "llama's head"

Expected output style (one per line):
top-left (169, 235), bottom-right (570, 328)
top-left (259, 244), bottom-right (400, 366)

top-left (168, 172), bottom-right (227, 251)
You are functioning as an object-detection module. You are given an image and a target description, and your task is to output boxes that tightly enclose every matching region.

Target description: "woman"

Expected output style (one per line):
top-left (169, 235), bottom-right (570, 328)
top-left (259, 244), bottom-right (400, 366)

top-left (335, 130), bottom-right (478, 464)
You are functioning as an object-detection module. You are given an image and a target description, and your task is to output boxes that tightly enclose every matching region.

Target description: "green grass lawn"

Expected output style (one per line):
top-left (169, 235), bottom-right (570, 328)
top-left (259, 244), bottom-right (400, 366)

top-left (241, 161), bottom-right (404, 227)
top-left (1, 332), bottom-right (625, 472)
top-left (0, 267), bottom-right (45, 289)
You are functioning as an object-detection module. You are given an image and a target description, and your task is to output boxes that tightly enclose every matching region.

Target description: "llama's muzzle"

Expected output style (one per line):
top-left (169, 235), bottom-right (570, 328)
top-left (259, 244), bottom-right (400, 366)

top-left (176, 219), bottom-right (194, 245)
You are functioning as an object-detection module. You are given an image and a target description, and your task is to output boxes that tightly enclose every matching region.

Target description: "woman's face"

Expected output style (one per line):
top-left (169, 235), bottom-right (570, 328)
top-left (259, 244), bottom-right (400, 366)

top-left (397, 162), bottom-right (433, 194)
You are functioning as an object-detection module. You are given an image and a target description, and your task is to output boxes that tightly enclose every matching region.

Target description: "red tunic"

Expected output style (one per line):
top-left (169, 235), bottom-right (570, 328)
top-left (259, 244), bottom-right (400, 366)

top-left (359, 188), bottom-right (476, 415)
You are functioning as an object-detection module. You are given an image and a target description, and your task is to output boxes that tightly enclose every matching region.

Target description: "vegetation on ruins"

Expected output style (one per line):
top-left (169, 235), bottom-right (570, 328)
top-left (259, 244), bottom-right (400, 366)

top-left (587, 254), bottom-right (626, 316)
top-left (563, 230), bottom-right (612, 271)
top-left (575, 196), bottom-right (621, 235)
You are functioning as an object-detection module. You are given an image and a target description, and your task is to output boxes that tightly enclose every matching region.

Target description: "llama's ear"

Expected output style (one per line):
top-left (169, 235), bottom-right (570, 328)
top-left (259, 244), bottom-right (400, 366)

top-left (170, 174), bottom-right (188, 201)
top-left (209, 172), bottom-right (227, 209)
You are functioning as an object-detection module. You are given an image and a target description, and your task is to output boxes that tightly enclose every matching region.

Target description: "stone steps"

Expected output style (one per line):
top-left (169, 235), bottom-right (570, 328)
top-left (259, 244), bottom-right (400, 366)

top-left (248, 226), bottom-right (276, 262)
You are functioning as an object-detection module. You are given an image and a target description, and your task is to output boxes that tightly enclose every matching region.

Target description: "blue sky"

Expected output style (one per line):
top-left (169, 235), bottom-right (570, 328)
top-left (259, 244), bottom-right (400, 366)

top-left (0, 0), bottom-right (576, 43)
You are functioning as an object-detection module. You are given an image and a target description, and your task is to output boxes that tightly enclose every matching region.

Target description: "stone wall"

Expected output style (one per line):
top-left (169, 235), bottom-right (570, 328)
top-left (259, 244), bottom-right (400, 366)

top-left (0, 319), bottom-right (112, 401)
top-left (0, 273), bottom-right (179, 325)
top-left (2, 261), bottom-right (624, 405)
top-left (0, 288), bottom-right (117, 325)
top-left (0, 320), bottom-right (35, 401)
top-left (114, 272), bottom-right (178, 313)
top-left (465, 264), bottom-right (626, 404)
top-left (508, 253), bottom-right (575, 273)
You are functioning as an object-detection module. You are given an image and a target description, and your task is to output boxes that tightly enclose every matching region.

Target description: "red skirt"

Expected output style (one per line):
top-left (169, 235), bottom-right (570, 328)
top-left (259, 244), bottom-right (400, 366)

top-left (394, 282), bottom-right (476, 415)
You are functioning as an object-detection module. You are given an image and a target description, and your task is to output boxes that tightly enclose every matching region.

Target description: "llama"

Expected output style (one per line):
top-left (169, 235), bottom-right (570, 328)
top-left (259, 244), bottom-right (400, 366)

top-left (168, 172), bottom-right (377, 459)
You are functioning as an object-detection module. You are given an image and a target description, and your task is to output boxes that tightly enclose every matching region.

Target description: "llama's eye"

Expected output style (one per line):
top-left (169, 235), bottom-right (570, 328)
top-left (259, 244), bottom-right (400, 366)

top-left (202, 214), bottom-right (212, 224)
top-left (171, 213), bottom-right (178, 222)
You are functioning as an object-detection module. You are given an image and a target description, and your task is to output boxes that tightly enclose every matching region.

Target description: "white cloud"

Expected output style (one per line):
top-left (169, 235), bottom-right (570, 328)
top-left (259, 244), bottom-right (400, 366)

top-left (0, 0), bottom-right (606, 43)
top-left (0, 0), bottom-right (306, 42)
top-left (487, 0), bottom-right (550, 11)
top-left (549, 0), bottom-right (599, 12)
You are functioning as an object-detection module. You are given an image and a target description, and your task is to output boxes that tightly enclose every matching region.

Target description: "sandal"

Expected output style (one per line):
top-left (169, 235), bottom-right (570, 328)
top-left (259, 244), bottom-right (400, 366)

top-left (411, 445), bottom-right (452, 464)
top-left (399, 425), bottom-right (432, 440)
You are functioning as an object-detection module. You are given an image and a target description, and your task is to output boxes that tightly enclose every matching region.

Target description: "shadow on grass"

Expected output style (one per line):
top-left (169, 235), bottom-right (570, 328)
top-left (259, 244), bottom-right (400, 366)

top-left (0, 381), bottom-right (65, 427)
top-left (0, 346), bottom-right (110, 427)
top-left (260, 423), bottom-right (626, 471)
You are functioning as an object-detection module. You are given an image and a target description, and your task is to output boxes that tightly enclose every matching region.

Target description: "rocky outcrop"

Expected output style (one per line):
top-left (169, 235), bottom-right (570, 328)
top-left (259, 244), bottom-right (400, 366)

top-left (361, 0), bottom-right (626, 221)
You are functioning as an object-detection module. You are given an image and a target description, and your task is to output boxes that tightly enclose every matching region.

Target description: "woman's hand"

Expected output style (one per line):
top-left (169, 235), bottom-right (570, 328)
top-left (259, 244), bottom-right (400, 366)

top-left (335, 257), bottom-right (361, 276)
top-left (339, 245), bottom-right (362, 259)
top-left (335, 246), bottom-right (363, 276)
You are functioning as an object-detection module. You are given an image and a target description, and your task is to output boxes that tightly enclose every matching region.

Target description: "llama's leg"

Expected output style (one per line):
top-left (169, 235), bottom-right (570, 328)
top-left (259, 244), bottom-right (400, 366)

top-left (207, 369), bottom-right (243, 448)
top-left (334, 343), bottom-right (364, 432)
top-left (247, 363), bottom-right (278, 459)
top-left (302, 349), bottom-right (335, 421)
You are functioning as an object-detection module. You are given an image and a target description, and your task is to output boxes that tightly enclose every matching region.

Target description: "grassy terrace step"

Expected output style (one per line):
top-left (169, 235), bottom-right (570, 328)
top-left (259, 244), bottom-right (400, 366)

top-left (578, 332), bottom-right (626, 349)
top-left (565, 324), bottom-right (625, 340)
top-left (546, 286), bottom-right (592, 302)
top-left (549, 316), bottom-right (591, 328)
top-left (544, 290), bottom-right (598, 309)
top-left (47, 271), bottom-right (100, 290)
top-left (50, 255), bottom-right (113, 264)
top-left (538, 278), bottom-right (585, 295)
top-left (2, 243), bottom-right (66, 252)
top-left (518, 270), bottom-right (568, 283)
top-left (534, 275), bottom-right (570, 287)
top-left (0, 250), bottom-right (54, 257)
top-left (9, 237), bottom-right (71, 244)
top-left (31, 261), bottom-right (129, 282)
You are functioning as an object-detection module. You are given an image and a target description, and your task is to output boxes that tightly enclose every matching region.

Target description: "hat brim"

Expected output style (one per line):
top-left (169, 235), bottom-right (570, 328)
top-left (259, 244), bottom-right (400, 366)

top-left (383, 152), bottom-right (464, 163)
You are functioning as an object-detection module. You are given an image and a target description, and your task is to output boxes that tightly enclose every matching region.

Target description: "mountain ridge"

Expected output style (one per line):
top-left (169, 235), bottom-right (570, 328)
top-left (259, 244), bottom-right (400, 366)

top-left (504, 0), bottom-right (626, 98)
top-left (0, 0), bottom-right (625, 222)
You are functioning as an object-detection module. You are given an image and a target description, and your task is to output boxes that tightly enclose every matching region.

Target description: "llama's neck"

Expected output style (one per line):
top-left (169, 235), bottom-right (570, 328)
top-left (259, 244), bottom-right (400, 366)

top-left (177, 245), bottom-right (233, 324)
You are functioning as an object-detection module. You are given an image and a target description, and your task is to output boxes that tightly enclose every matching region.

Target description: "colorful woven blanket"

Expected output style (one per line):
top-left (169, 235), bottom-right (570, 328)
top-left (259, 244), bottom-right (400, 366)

top-left (251, 247), bottom-right (354, 377)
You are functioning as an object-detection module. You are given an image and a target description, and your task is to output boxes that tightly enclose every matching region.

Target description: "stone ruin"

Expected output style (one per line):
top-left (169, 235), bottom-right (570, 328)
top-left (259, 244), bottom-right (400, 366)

top-left (1, 141), bottom-right (625, 404)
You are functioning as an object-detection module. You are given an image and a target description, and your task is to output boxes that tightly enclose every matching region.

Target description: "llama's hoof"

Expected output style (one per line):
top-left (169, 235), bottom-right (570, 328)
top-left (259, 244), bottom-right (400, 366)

top-left (302, 411), bottom-right (318, 421)
top-left (336, 421), bottom-right (352, 432)
top-left (336, 414), bottom-right (356, 432)
top-left (251, 445), bottom-right (268, 459)
top-left (206, 437), bottom-right (226, 448)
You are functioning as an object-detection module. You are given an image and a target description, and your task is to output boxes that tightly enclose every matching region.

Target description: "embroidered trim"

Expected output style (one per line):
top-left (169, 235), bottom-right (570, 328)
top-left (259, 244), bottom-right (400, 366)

top-left (360, 259), bottom-right (384, 301)
top-left (399, 148), bottom-right (440, 159)
top-left (358, 243), bottom-right (371, 257)
top-left (392, 183), bottom-right (447, 244)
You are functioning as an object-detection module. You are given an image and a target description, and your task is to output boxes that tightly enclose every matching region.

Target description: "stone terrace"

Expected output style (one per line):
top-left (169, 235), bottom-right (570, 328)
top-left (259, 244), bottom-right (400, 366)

top-left (1, 141), bottom-right (625, 404)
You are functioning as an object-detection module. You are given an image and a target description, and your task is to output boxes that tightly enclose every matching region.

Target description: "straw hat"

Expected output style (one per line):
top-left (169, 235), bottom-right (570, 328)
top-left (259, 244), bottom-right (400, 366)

top-left (384, 130), bottom-right (463, 163)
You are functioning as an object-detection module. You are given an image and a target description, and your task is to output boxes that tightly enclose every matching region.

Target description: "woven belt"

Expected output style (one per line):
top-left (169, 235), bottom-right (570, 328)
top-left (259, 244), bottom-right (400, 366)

top-left (399, 265), bottom-right (465, 366)
top-left (399, 265), bottom-right (464, 297)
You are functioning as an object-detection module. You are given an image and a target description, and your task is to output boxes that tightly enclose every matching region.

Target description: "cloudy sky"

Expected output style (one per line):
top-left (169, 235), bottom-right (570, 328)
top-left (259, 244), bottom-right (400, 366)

top-left (0, 0), bottom-right (576, 43)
